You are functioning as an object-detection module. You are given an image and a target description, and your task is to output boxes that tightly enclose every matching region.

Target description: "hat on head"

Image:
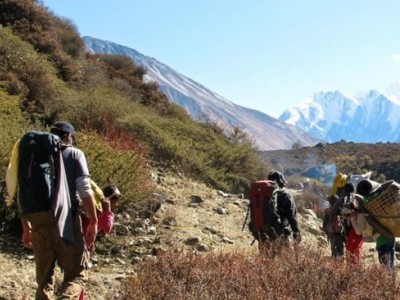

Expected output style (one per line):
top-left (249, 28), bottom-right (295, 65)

top-left (268, 171), bottom-right (287, 187)
top-left (51, 121), bottom-right (75, 134)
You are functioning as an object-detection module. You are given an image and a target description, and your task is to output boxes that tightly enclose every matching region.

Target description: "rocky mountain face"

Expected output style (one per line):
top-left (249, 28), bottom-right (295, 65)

top-left (83, 36), bottom-right (321, 151)
top-left (279, 82), bottom-right (400, 143)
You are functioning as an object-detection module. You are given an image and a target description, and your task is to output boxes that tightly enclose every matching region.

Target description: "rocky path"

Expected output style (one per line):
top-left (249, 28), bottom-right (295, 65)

top-left (0, 173), bottom-right (381, 299)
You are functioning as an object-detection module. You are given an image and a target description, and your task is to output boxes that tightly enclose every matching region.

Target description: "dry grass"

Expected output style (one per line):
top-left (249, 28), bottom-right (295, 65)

top-left (123, 246), bottom-right (399, 300)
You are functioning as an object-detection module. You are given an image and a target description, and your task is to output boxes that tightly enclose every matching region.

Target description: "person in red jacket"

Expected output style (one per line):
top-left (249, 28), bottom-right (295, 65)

top-left (341, 183), bottom-right (366, 264)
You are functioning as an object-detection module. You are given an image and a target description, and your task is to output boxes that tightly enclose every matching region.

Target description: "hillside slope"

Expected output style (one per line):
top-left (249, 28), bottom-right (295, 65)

top-left (83, 36), bottom-right (321, 151)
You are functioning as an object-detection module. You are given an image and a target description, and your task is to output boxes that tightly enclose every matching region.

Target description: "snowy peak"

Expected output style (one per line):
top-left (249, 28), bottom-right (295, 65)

top-left (384, 80), bottom-right (400, 103)
top-left (280, 91), bottom-right (358, 139)
top-left (279, 88), bottom-right (400, 143)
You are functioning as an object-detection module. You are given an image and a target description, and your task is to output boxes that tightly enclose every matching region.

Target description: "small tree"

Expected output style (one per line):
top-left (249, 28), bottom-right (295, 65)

top-left (291, 141), bottom-right (303, 149)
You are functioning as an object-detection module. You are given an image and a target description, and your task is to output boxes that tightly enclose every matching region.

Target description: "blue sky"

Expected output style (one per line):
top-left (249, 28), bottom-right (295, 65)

top-left (41, 0), bottom-right (400, 118)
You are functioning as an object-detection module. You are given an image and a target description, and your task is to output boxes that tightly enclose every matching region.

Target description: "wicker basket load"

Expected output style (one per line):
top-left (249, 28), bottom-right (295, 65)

top-left (362, 180), bottom-right (400, 237)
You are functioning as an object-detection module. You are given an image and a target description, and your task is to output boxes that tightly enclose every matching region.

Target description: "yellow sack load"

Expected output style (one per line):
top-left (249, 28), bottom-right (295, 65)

top-left (5, 140), bottom-right (20, 205)
top-left (90, 179), bottom-right (104, 212)
top-left (329, 172), bottom-right (348, 196)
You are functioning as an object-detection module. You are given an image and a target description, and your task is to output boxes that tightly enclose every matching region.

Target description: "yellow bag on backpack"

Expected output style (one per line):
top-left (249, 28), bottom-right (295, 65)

top-left (90, 179), bottom-right (104, 212)
top-left (5, 140), bottom-right (20, 205)
top-left (329, 173), bottom-right (348, 196)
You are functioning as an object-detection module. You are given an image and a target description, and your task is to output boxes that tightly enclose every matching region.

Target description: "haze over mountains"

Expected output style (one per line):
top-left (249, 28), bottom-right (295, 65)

top-left (83, 36), bottom-right (320, 151)
top-left (279, 83), bottom-right (400, 143)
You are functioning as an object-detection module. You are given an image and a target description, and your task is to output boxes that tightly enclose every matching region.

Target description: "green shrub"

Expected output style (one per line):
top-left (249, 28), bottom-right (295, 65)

top-left (0, 91), bottom-right (32, 232)
top-left (52, 17), bottom-right (85, 59)
top-left (0, 26), bottom-right (65, 121)
top-left (78, 130), bottom-right (153, 212)
top-left (0, 91), bottom-right (31, 181)
top-left (0, 0), bottom-right (85, 82)
top-left (294, 190), bottom-right (321, 213)
top-left (121, 109), bottom-right (265, 193)
top-left (100, 54), bottom-right (146, 80)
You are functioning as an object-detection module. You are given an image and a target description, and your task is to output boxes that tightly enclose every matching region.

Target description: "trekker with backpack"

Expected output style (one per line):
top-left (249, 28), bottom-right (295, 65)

top-left (340, 183), bottom-right (366, 264)
top-left (7, 121), bottom-right (98, 299)
top-left (247, 171), bottom-right (301, 256)
top-left (267, 172), bottom-right (302, 244)
top-left (322, 194), bottom-right (345, 259)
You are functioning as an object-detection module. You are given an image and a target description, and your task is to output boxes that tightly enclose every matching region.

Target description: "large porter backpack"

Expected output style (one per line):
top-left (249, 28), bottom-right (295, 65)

top-left (248, 180), bottom-right (283, 241)
top-left (18, 131), bottom-right (62, 214)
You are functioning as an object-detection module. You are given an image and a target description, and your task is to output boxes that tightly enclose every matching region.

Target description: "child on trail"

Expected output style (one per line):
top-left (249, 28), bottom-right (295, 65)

top-left (83, 182), bottom-right (122, 247)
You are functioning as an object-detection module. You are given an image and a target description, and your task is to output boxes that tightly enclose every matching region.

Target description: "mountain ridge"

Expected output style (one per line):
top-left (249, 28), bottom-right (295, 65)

top-left (279, 86), bottom-right (400, 143)
top-left (83, 36), bottom-right (321, 151)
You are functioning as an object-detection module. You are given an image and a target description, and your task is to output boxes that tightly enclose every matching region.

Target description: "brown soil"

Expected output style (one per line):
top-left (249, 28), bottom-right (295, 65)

top-left (0, 172), bottom-right (379, 300)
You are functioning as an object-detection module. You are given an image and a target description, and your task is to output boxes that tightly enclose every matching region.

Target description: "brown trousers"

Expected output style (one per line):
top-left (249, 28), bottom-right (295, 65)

top-left (28, 212), bottom-right (86, 300)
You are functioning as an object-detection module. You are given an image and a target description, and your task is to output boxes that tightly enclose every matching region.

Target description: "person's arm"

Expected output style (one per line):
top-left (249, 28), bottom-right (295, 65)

top-left (21, 218), bottom-right (33, 249)
top-left (76, 175), bottom-right (98, 248)
top-left (81, 194), bottom-right (98, 248)
top-left (98, 207), bottom-right (115, 234)
top-left (278, 191), bottom-right (301, 235)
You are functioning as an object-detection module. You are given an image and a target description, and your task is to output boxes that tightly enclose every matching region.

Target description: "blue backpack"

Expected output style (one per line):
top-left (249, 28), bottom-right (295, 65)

top-left (18, 131), bottom-right (62, 214)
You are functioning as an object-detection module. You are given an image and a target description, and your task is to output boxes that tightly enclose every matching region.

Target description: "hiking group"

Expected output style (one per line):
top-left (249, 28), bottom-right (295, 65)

top-left (246, 171), bottom-right (301, 256)
top-left (322, 172), bottom-right (397, 269)
top-left (248, 170), bottom-right (398, 271)
top-left (4, 121), bottom-right (399, 299)
top-left (6, 122), bottom-right (121, 300)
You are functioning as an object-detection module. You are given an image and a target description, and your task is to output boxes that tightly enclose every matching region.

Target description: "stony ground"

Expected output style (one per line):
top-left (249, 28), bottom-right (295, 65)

top-left (0, 172), bottom-right (380, 300)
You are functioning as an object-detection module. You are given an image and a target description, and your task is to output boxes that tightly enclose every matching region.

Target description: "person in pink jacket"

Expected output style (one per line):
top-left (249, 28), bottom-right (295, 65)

top-left (97, 185), bottom-right (122, 234)
top-left (83, 184), bottom-right (122, 246)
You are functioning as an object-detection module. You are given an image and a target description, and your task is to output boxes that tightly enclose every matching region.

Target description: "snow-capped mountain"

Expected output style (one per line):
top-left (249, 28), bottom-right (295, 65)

top-left (279, 88), bottom-right (400, 143)
top-left (384, 81), bottom-right (400, 104)
top-left (83, 36), bottom-right (320, 150)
